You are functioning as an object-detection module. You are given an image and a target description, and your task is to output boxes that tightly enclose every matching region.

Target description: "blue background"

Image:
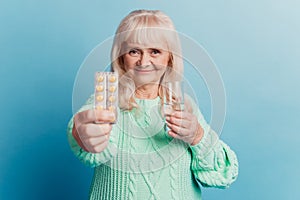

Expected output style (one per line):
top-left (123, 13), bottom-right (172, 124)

top-left (1, 0), bottom-right (299, 199)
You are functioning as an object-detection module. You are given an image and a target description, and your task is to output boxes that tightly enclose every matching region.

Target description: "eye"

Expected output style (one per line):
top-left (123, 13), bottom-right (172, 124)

top-left (128, 49), bottom-right (141, 57)
top-left (151, 49), bottom-right (161, 55)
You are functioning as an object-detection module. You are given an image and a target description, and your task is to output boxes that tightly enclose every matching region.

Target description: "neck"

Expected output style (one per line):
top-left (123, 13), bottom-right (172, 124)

top-left (135, 84), bottom-right (159, 99)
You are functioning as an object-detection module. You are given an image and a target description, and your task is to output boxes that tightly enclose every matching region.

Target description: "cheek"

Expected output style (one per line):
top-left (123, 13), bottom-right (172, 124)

top-left (157, 53), bottom-right (171, 66)
top-left (155, 57), bottom-right (170, 67)
top-left (123, 55), bottom-right (135, 69)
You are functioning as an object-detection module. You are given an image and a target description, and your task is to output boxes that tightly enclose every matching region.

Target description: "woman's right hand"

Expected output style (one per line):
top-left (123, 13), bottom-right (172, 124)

top-left (72, 109), bottom-right (115, 153)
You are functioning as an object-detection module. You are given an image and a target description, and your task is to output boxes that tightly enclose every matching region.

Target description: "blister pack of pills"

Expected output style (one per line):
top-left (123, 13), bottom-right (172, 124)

top-left (94, 72), bottom-right (118, 123)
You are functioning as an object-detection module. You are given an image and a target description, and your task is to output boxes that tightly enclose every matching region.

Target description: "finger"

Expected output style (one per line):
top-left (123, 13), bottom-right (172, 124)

top-left (165, 115), bottom-right (190, 128)
top-left (74, 109), bottom-right (97, 125)
top-left (77, 123), bottom-right (112, 138)
top-left (168, 130), bottom-right (179, 139)
top-left (94, 109), bottom-right (116, 124)
top-left (171, 111), bottom-right (191, 119)
top-left (74, 109), bottom-right (115, 125)
top-left (72, 123), bottom-right (89, 151)
top-left (168, 130), bottom-right (191, 143)
top-left (83, 135), bottom-right (109, 148)
top-left (88, 140), bottom-right (109, 153)
top-left (168, 131), bottom-right (194, 144)
top-left (166, 121), bottom-right (188, 136)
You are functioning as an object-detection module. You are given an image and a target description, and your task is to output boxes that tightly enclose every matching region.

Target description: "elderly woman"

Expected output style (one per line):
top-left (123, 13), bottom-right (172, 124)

top-left (67, 9), bottom-right (238, 200)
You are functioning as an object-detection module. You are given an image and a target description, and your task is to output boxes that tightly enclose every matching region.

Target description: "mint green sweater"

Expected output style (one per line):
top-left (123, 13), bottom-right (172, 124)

top-left (67, 96), bottom-right (238, 200)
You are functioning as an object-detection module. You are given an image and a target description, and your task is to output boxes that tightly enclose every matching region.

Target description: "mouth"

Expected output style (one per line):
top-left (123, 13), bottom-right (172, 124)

top-left (134, 68), bottom-right (155, 73)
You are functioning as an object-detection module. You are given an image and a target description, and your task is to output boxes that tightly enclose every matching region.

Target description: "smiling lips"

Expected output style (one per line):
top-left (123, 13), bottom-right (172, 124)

top-left (135, 68), bottom-right (155, 73)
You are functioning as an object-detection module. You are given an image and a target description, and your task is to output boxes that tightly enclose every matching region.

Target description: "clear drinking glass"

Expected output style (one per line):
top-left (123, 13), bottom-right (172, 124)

top-left (163, 80), bottom-right (185, 117)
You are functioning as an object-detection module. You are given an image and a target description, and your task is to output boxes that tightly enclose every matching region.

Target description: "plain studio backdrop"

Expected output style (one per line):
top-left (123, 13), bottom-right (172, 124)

top-left (0, 0), bottom-right (299, 199)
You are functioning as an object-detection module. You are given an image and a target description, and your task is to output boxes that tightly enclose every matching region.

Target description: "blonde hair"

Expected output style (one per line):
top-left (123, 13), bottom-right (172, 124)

top-left (111, 10), bottom-right (183, 110)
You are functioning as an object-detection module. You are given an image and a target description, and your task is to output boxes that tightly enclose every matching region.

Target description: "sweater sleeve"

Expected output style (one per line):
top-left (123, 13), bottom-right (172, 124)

top-left (66, 95), bottom-right (119, 168)
top-left (187, 96), bottom-right (239, 188)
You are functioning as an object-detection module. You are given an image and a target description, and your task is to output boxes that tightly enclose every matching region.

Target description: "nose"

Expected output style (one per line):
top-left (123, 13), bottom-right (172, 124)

top-left (138, 53), bottom-right (152, 66)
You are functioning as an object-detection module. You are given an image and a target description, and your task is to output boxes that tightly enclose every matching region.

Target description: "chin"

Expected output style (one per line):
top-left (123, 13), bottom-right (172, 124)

top-left (133, 77), bottom-right (160, 87)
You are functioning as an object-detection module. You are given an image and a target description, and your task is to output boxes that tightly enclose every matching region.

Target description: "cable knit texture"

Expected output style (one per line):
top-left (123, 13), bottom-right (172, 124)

top-left (67, 95), bottom-right (239, 199)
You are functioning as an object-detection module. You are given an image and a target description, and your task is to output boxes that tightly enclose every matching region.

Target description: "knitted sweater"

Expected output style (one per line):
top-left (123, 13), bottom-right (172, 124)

top-left (67, 95), bottom-right (238, 200)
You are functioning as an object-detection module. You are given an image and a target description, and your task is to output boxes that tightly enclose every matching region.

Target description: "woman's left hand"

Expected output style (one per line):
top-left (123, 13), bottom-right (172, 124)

top-left (165, 111), bottom-right (204, 146)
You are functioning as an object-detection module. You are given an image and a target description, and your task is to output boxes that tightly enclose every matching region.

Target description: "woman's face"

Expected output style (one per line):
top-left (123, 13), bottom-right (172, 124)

top-left (122, 43), bottom-right (170, 86)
